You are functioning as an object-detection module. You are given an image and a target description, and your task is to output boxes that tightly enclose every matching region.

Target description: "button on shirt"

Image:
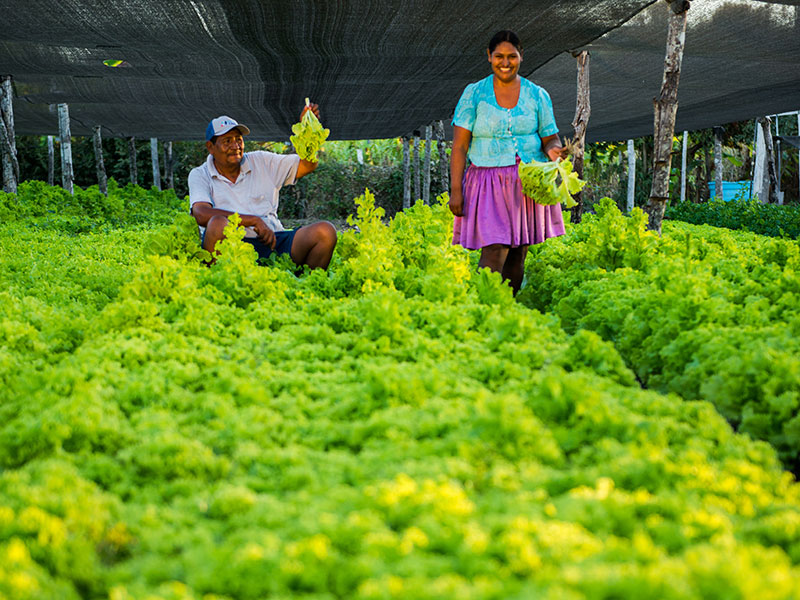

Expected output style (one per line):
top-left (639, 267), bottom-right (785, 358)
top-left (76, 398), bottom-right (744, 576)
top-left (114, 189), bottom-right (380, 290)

top-left (188, 151), bottom-right (300, 237)
top-left (452, 75), bottom-right (559, 167)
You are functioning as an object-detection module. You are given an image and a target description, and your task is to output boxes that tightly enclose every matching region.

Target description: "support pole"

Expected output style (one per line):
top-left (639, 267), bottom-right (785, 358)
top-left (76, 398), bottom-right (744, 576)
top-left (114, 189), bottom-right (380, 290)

top-left (57, 103), bottom-right (74, 195)
top-left (402, 135), bottom-right (411, 210)
top-left (776, 137), bottom-right (782, 203)
top-left (797, 111), bottom-right (800, 201)
top-left (150, 137), bottom-right (161, 191)
top-left (93, 126), bottom-right (108, 195)
top-left (713, 126), bottom-right (723, 199)
top-left (757, 116), bottom-right (780, 204)
top-left (644, 0), bottom-right (689, 234)
top-left (680, 130), bottom-right (688, 202)
top-left (47, 135), bottom-right (54, 186)
top-left (164, 141), bottom-right (174, 189)
top-left (570, 50), bottom-right (590, 224)
top-left (753, 119), bottom-right (767, 202)
top-left (1, 75), bottom-right (19, 194)
top-left (413, 130), bottom-right (420, 203)
top-left (128, 137), bottom-right (138, 185)
top-left (627, 139), bottom-right (636, 212)
top-left (423, 124), bottom-right (432, 204)
top-left (435, 120), bottom-right (448, 196)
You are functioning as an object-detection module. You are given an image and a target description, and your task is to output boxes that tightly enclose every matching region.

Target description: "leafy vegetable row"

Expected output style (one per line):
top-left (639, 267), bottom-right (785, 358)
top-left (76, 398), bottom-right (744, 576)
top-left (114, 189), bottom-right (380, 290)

top-left (520, 198), bottom-right (800, 470)
top-left (666, 197), bottom-right (800, 239)
top-left (1, 188), bottom-right (799, 598)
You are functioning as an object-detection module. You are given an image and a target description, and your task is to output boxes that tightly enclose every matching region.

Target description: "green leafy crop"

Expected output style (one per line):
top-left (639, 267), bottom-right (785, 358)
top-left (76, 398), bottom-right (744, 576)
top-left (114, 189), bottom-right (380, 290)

top-left (289, 98), bottom-right (330, 163)
top-left (518, 157), bottom-right (586, 208)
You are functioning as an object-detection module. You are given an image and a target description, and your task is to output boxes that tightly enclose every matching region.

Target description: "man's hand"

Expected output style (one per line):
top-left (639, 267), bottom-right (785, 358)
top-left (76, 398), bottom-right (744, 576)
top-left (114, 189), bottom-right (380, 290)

top-left (251, 218), bottom-right (276, 249)
top-left (301, 102), bottom-right (321, 121)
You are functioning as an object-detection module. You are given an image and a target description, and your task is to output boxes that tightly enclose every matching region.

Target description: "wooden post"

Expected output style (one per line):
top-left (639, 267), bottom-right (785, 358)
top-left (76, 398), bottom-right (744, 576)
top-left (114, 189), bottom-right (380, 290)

top-left (435, 120), bottom-right (448, 196)
top-left (402, 135), bottom-right (411, 209)
top-left (713, 126), bottom-right (723, 199)
top-left (644, 0), bottom-right (689, 234)
top-left (1, 75), bottom-right (19, 194)
top-left (758, 116), bottom-right (780, 204)
top-left (753, 120), bottom-right (767, 201)
top-left (150, 137), bottom-right (161, 191)
top-left (797, 111), bottom-right (800, 200)
top-left (47, 135), bottom-right (55, 186)
top-left (570, 50), bottom-right (590, 224)
top-left (57, 103), bottom-right (74, 195)
top-left (774, 116), bottom-right (782, 203)
top-left (680, 130), bottom-right (688, 202)
top-left (128, 137), bottom-right (138, 185)
top-left (413, 130), bottom-right (420, 203)
top-left (93, 126), bottom-right (108, 195)
top-left (164, 141), bottom-right (174, 189)
top-left (627, 139), bottom-right (636, 212)
top-left (423, 124), bottom-right (432, 204)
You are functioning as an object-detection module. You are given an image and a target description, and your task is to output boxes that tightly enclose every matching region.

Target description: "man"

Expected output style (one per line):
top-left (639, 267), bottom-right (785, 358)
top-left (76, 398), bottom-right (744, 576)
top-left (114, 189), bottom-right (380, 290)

top-left (189, 106), bottom-right (337, 269)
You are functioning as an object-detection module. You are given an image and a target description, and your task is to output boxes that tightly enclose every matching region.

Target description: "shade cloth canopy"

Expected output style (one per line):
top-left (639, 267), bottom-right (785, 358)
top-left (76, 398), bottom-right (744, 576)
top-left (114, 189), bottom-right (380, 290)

top-left (1, 0), bottom-right (798, 142)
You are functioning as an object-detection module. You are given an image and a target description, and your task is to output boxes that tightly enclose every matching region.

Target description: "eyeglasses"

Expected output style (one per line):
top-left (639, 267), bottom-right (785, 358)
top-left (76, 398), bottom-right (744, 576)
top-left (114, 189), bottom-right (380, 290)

top-left (217, 136), bottom-right (244, 149)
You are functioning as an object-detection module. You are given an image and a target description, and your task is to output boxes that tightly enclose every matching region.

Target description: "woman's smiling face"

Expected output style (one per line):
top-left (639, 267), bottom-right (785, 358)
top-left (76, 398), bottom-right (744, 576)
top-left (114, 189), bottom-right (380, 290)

top-left (488, 41), bottom-right (522, 83)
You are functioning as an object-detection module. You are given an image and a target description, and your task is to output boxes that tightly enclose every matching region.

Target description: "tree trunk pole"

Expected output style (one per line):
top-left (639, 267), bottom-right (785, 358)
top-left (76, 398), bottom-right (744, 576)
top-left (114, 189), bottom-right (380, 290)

top-left (402, 135), bottom-right (411, 210)
top-left (774, 117), bottom-right (782, 203)
top-left (57, 103), bottom-right (74, 195)
top-left (627, 139), bottom-right (636, 212)
top-left (413, 130), bottom-right (420, 203)
top-left (1, 75), bottom-right (18, 194)
top-left (713, 126), bottom-right (723, 199)
top-left (47, 135), bottom-right (55, 186)
top-left (644, 0), bottom-right (689, 234)
top-left (128, 137), bottom-right (138, 185)
top-left (150, 137), bottom-right (161, 191)
top-left (569, 50), bottom-right (590, 224)
top-left (680, 130), bottom-right (688, 202)
top-left (93, 125), bottom-right (108, 195)
top-left (758, 116), bottom-right (780, 204)
top-left (435, 120), bottom-right (448, 197)
top-left (423, 124), bottom-right (432, 204)
top-left (164, 141), bottom-right (174, 189)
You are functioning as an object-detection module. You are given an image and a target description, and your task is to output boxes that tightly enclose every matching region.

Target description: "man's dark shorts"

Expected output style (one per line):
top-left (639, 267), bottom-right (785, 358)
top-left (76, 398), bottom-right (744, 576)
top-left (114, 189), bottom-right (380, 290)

top-left (202, 228), bottom-right (298, 262)
top-left (243, 229), bottom-right (298, 262)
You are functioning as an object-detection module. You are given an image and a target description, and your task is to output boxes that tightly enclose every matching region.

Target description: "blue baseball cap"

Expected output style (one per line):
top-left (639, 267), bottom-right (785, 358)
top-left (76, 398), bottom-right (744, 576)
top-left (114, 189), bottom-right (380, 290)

top-left (205, 116), bottom-right (251, 141)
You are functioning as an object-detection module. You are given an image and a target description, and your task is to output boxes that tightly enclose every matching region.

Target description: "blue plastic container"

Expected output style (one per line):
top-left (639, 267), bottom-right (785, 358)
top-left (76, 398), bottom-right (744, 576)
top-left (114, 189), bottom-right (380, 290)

top-left (708, 180), bottom-right (752, 201)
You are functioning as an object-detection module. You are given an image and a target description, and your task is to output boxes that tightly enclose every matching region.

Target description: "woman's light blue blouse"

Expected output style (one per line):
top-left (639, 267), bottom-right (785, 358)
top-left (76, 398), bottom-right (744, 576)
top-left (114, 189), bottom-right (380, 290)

top-left (452, 75), bottom-right (558, 167)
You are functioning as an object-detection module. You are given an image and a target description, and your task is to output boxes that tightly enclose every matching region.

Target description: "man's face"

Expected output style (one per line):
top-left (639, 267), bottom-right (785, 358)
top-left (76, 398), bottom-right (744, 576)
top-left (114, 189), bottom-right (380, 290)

top-left (207, 128), bottom-right (244, 169)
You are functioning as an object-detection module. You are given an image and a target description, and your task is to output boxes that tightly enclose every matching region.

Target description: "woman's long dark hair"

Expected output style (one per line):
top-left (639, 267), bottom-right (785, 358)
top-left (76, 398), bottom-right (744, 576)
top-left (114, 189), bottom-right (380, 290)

top-left (488, 30), bottom-right (522, 54)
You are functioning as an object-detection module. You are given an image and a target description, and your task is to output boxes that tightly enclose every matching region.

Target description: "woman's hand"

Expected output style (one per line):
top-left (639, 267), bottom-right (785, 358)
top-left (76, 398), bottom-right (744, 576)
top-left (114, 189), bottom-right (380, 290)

top-left (542, 133), bottom-right (568, 161)
top-left (547, 145), bottom-right (569, 161)
top-left (449, 190), bottom-right (464, 217)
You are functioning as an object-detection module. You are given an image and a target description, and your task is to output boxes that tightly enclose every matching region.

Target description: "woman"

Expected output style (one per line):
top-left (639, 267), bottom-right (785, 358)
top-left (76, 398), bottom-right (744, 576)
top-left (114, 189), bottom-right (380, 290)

top-left (449, 30), bottom-right (567, 294)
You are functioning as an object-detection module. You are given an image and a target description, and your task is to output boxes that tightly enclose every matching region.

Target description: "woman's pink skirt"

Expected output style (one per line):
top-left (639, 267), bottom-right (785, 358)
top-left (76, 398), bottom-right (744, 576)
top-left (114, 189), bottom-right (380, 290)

top-left (452, 158), bottom-right (566, 250)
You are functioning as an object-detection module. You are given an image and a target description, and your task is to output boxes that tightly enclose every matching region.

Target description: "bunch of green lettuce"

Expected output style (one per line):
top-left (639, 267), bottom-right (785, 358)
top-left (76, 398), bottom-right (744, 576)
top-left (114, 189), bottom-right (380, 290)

top-left (289, 98), bottom-right (330, 162)
top-left (518, 157), bottom-right (586, 208)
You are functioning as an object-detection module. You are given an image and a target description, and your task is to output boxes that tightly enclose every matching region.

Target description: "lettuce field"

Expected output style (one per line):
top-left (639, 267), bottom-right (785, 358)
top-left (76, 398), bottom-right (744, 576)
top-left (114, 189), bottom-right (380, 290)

top-left (1, 182), bottom-right (800, 599)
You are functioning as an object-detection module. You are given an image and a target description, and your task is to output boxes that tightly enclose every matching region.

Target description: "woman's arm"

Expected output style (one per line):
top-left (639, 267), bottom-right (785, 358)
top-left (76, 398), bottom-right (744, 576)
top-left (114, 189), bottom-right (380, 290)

top-left (449, 125), bottom-right (472, 217)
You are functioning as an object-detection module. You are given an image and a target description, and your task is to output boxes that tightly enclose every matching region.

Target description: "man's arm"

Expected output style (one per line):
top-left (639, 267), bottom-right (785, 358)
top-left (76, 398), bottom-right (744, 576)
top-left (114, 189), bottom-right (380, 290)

top-left (191, 202), bottom-right (276, 246)
top-left (296, 158), bottom-right (318, 180)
